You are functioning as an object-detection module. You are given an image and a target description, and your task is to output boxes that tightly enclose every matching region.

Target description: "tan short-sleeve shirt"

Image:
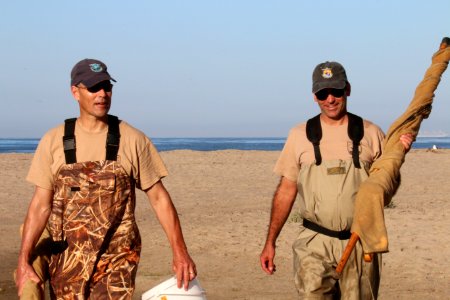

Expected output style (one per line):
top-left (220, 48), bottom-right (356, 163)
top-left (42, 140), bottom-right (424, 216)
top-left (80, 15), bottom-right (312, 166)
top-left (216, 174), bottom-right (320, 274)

top-left (27, 119), bottom-right (168, 191)
top-left (274, 118), bottom-right (385, 181)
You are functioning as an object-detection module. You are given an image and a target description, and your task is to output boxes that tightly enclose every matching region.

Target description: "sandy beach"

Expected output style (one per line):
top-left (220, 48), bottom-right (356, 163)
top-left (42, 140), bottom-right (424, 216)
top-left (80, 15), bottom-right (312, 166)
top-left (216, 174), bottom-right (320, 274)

top-left (0, 149), bottom-right (449, 299)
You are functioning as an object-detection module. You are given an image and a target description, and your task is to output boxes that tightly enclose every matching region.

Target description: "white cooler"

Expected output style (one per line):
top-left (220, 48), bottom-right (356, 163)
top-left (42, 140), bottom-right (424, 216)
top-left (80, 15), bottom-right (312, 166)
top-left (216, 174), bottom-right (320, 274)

top-left (141, 277), bottom-right (207, 300)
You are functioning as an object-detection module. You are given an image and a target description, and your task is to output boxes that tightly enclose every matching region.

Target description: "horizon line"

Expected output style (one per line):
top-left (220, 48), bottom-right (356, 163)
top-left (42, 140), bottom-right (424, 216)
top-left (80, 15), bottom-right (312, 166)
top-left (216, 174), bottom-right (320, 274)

top-left (0, 135), bottom-right (449, 140)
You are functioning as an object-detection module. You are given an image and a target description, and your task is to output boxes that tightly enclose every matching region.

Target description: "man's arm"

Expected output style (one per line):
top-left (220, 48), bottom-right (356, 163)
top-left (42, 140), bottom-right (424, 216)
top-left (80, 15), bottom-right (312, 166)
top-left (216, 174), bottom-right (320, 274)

top-left (16, 186), bottom-right (53, 296)
top-left (260, 176), bottom-right (298, 275)
top-left (145, 180), bottom-right (196, 290)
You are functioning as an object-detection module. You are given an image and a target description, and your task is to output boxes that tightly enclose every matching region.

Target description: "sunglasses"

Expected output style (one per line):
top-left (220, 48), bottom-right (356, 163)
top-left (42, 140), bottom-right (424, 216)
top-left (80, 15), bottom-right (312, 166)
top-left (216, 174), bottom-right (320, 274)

top-left (78, 81), bottom-right (113, 93)
top-left (315, 88), bottom-right (345, 101)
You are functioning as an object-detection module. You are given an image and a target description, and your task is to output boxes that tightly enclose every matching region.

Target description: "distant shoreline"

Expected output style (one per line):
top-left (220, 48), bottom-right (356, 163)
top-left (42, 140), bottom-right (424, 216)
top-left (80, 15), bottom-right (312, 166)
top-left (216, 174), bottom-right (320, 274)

top-left (1, 149), bottom-right (450, 157)
top-left (0, 137), bottom-right (449, 153)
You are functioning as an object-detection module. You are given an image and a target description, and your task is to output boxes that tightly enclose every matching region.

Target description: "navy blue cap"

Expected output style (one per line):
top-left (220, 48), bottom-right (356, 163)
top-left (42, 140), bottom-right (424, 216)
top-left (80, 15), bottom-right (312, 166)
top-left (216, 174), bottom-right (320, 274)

top-left (71, 58), bottom-right (116, 88)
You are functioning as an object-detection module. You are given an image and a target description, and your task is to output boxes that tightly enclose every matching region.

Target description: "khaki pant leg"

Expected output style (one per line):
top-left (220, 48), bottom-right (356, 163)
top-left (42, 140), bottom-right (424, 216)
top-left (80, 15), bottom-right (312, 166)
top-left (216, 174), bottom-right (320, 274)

top-left (293, 231), bottom-right (381, 300)
top-left (338, 242), bottom-right (381, 300)
top-left (16, 226), bottom-right (52, 300)
top-left (293, 232), bottom-right (338, 300)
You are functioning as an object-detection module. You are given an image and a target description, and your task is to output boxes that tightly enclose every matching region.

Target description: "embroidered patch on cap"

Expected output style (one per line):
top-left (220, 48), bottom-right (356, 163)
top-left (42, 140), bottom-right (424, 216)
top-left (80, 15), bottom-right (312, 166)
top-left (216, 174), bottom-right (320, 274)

top-left (322, 67), bottom-right (333, 79)
top-left (89, 63), bottom-right (103, 72)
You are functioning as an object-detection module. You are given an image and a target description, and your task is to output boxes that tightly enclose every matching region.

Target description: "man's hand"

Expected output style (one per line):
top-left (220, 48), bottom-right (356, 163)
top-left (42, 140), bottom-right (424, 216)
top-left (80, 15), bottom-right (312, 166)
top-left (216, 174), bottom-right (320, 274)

top-left (173, 249), bottom-right (197, 290)
top-left (15, 261), bottom-right (40, 297)
top-left (260, 243), bottom-right (276, 275)
top-left (400, 133), bottom-right (414, 152)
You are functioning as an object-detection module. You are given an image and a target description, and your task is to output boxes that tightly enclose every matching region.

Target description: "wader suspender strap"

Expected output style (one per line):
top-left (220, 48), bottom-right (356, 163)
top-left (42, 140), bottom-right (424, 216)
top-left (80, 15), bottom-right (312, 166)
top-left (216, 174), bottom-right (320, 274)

top-left (306, 115), bottom-right (322, 166)
top-left (63, 118), bottom-right (77, 164)
top-left (105, 115), bottom-right (120, 161)
top-left (62, 114), bottom-right (121, 164)
top-left (306, 113), bottom-right (364, 168)
top-left (347, 112), bottom-right (364, 169)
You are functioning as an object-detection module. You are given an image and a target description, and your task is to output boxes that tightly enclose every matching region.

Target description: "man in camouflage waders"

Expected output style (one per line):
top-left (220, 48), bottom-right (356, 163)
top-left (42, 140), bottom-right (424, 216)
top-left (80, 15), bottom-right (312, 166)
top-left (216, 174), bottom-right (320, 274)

top-left (260, 61), bottom-right (412, 299)
top-left (16, 58), bottom-right (197, 299)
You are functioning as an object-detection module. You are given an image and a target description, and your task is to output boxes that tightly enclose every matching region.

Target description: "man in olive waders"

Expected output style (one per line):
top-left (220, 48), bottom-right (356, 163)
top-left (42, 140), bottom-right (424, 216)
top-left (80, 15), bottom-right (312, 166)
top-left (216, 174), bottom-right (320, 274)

top-left (15, 58), bottom-right (197, 299)
top-left (260, 61), bottom-right (413, 299)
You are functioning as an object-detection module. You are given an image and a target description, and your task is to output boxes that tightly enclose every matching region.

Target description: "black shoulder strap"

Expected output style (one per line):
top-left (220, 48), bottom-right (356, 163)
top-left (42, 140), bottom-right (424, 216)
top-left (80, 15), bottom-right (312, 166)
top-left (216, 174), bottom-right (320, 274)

top-left (63, 115), bottom-right (121, 164)
top-left (105, 114), bottom-right (120, 161)
top-left (63, 118), bottom-right (77, 164)
top-left (306, 114), bottom-right (322, 166)
top-left (306, 113), bottom-right (364, 168)
top-left (347, 112), bottom-right (364, 169)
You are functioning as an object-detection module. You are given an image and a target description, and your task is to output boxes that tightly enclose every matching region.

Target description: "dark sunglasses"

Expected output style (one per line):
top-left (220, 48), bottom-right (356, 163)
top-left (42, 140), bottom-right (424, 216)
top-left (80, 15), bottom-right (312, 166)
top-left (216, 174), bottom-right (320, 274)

top-left (78, 81), bottom-right (113, 93)
top-left (315, 88), bottom-right (345, 101)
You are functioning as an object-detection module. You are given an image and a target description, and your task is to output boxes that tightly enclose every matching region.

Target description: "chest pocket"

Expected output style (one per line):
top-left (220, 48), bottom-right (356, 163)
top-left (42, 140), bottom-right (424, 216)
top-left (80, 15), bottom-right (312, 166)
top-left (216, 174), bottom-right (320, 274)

top-left (87, 173), bottom-right (119, 221)
top-left (91, 173), bottom-right (116, 191)
top-left (61, 171), bottom-right (118, 222)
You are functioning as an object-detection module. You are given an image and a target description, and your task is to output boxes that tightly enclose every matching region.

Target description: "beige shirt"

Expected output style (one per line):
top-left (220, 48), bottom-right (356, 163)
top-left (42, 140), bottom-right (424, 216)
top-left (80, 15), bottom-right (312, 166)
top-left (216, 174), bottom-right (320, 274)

top-left (274, 118), bottom-right (384, 181)
top-left (27, 119), bottom-right (168, 191)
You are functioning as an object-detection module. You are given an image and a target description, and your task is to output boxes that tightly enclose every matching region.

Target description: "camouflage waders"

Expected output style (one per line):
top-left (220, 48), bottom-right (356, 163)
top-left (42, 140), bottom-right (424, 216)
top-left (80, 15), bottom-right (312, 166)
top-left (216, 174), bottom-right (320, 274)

top-left (47, 115), bottom-right (141, 299)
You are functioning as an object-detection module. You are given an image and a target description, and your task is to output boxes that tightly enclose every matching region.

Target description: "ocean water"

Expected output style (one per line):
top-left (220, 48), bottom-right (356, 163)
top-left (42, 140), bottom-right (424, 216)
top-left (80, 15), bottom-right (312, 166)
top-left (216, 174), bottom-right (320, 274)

top-left (0, 137), bottom-right (449, 154)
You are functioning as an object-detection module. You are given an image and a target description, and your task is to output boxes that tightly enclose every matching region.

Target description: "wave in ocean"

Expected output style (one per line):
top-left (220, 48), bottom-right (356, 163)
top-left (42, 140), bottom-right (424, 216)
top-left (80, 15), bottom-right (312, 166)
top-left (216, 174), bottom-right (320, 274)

top-left (0, 137), bottom-right (449, 153)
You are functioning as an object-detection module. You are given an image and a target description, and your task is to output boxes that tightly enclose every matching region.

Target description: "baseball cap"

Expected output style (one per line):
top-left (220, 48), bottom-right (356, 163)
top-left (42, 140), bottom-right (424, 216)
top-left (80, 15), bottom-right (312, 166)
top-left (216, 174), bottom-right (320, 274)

top-left (71, 58), bottom-right (116, 88)
top-left (312, 61), bottom-right (348, 93)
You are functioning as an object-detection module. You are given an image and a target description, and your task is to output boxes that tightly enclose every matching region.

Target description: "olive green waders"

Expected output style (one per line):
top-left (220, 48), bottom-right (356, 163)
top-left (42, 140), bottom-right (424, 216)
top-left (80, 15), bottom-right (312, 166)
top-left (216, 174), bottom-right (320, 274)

top-left (294, 160), bottom-right (381, 299)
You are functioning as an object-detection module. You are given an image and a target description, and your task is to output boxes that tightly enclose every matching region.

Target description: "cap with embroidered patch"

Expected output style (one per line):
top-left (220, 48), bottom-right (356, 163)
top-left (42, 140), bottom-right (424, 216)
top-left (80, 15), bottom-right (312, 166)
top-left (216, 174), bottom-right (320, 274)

top-left (71, 58), bottom-right (116, 88)
top-left (312, 61), bottom-right (348, 93)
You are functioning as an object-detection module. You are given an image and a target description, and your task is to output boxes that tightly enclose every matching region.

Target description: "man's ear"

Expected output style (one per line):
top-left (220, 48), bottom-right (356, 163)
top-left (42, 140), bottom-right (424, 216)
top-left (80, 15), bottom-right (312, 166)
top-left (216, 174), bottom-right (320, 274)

top-left (346, 83), bottom-right (351, 97)
top-left (313, 93), bottom-right (319, 103)
top-left (71, 86), bottom-right (80, 101)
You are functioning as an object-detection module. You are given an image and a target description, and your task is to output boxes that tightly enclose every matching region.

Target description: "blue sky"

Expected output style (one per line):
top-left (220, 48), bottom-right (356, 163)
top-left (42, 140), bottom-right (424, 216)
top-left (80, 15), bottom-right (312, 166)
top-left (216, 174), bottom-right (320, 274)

top-left (1, 1), bottom-right (449, 138)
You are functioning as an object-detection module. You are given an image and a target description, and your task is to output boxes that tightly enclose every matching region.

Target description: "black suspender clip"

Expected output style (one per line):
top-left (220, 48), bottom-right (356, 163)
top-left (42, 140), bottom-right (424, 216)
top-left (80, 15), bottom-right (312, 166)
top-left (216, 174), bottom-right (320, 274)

top-left (63, 136), bottom-right (76, 151)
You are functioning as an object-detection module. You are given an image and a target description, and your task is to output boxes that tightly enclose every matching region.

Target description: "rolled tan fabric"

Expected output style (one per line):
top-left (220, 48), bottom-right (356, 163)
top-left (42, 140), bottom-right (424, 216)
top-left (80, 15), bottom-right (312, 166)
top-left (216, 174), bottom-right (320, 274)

top-left (15, 226), bottom-right (51, 300)
top-left (351, 38), bottom-right (450, 254)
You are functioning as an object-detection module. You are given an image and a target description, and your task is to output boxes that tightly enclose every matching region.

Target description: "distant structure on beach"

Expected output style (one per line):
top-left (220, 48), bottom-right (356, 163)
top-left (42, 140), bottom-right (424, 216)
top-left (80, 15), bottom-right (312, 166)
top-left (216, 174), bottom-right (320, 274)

top-left (418, 130), bottom-right (449, 138)
top-left (427, 144), bottom-right (439, 153)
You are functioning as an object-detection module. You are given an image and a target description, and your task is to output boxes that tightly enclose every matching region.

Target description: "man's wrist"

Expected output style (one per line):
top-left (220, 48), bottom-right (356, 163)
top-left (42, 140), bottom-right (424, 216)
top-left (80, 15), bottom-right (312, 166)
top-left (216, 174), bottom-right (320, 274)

top-left (18, 251), bottom-right (32, 264)
top-left (264, 239), bottom-right (276, 248)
